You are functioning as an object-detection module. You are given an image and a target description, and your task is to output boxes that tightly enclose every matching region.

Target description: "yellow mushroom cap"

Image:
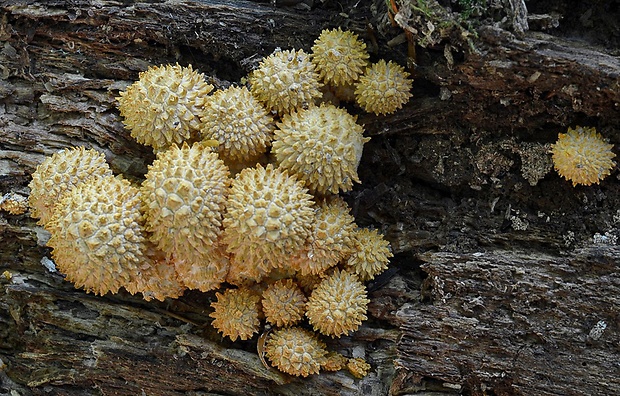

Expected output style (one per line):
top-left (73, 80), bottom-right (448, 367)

top-left (28, 147), bottom-right (113, 227)
top-left (551, 126), bottom-right (615, 186)
top-left (0, 193), bottom-right (28, 215)
top-left (321, 351), bottom-right (348, 372)
top-left (347, 357), bottom-right (371, 379)
top-left (291, 196), bottom-right (356, 276)
top-left (210, 287), bottom-right (261, 341)
top-left (345, 228), bottom-right (393, 281)
top-left (311, 27), bottom-right (369, 86)
top-left (223, 163), bottom-right (314, 282)
top-left (355, 60), bottom-right (412, 115)
top-left (249, 49), bottom-right (322, 114)
top-left (306, 270), bottom-right (369, 338)
top-left (200, 86), bottom-right (275, 163)
top-left (265, 326), bottom-right (327, 377)
top-left (273, 103), bottom-right (369, 195)
top-left (261, 279), bottom-right (307, 327)
top-left (140, 141), bottom-right (230, 291)
top-left (46, 175), bottom-right (147, 295)
top-left (117, 64), bottom-right (214, 150)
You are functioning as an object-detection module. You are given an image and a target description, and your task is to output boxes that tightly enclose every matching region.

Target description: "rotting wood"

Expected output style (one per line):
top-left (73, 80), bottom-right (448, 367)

top-left (1, 0), bottom-right (619, 395)
top-left (392, 248), bottom-right (619, 395)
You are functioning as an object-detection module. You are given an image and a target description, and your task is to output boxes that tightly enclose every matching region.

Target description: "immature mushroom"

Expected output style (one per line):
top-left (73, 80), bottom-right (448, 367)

top-left (0, 193), bottom-right (28, 215)
top-left (265, 326), bottom-right (328, 377)
top-left (306, 270), bottom-right (369, 338)
top-left (140, 141), bottom-right (230, 291)
top-left (200, 85), bottom-right (275, 163)
top-left (311, 27), bottom-right (369, 87)
top-left (28, 147), bottom-right (112, 227)
top-left (223, 163), bottom-right (314, 283)
top-left (291, 196), bottom-right (356, 276)
top-left (46, 175), bottom-right (147, 295)
top-left (355, 59), bottom-right (413, 115)
top-left (273, 103), bottom-right (369, 195)
top-left (551, 126), bottom-right (616, 186)
top-left (261, 279), bottom-right (307, 327)
top-left (117, 64), bottom-right (213, 150)
top-left (347, 357), bottom-right (371, 379)
top-left (345, 228), bottom-right (393, 281)
top-left (210, 287), bottom-right (261, 341)
top-left (249, 49), bottom-right (322, 114)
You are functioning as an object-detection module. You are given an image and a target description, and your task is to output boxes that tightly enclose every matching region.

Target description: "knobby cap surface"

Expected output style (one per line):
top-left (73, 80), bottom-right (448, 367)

top-left (47, 175), bottom-right (147, 295)
top-left (306, 269), bottom-right (369, 337)
top-left (249, 49), bottom-right (322, 114)
top-left (223, 163), bottom-right (314, 283)
top-left (28, 147), bottom-right (112, 227)
top-left (551, 126), bottom-right (615, 186)
top-left (201, 85), bottom-right (275, 163)
top-left (261, 278), bottom-right (307, 327)
top-left (345, 228), bottom-right (393, 281)
top-left (291, 196), bottom-right (356, 275)
top-left (265, 326), bottom-right (327, 377)
top-left (141, 141), bottom-right (230, 291)
top-left (210, 287), bottom-right (261, 341)
top-left (117, 64), bottom-right (213, 150)
top-left (273, 103), bottom-right (369, 195)
top-left (311, 27), bottom-right (369, 86)
top-left (355, 60), bottom-right (412, 115)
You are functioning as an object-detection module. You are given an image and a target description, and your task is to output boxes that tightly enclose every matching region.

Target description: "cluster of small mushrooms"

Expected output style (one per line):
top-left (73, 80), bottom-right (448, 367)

top-left (28, 28), bottom-right (410, 378)
top-left (26, 23), bottom-right (617, 379)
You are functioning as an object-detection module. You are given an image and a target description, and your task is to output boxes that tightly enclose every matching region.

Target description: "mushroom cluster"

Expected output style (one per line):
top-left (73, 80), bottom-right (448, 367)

top-left (28, 28), bottom-right (404, 379)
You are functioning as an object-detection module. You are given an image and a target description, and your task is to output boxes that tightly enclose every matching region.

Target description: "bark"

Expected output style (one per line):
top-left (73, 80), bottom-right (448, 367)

top-left (0, 0), bottom-right (619, 395)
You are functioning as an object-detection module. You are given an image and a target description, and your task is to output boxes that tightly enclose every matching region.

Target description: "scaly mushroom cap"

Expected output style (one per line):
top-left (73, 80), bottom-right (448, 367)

top-left (117, 64), bottom-right (213, 150)
top-left (551, 126), bottom-right (616, 186)
top-left (306, 270), bottom-right (369, 337)
top-left (273, 103), bottom-right (369, 195)
top-left (265, 326), bottom-right (327, 377)
top-left (347, 357), bottom-right (371, 379)
top-left (0, 193), bottom-right (28, 215)
top-left (249, 49), bottom-right (322, 114)
top-left (223, 164), bottom-right (314, 282)
top-left (355, 60), bottom-right (412, 115)
top-left (261, 279), bottom-right (307, 327)
top-left (311, 28), bottom-right (369, 86)
top-left (28, 147), bottom-right (113, 227)
top-left (46, 175), bottom-right (147, 295)
top-left (200, 86), bottom-right (275, 163)
top-left (291, 196), bottom-right (356, 276)
top-left (140, 141), bottom-right (230, 292)
top-left (210, 287), bottom-right (261, 341)
top-left (321, 352), bottom-right (348, 372)
top-left (345, 228), bottom-right (393, 281)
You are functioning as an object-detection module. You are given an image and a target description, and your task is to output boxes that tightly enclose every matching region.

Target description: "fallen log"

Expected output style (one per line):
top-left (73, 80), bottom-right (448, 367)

top-left (0, 0), bottom-right (618, 395)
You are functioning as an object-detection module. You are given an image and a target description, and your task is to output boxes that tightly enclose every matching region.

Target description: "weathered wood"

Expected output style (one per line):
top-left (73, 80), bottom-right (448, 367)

top-left (392, 247), bottom-right (620, 395)
top-left (1, 0), bottom-right (619, 395)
